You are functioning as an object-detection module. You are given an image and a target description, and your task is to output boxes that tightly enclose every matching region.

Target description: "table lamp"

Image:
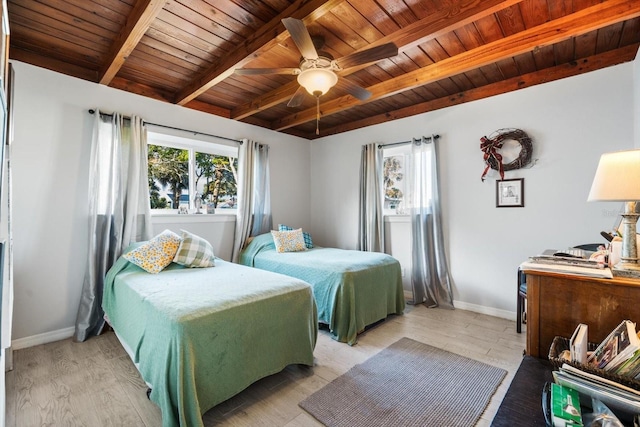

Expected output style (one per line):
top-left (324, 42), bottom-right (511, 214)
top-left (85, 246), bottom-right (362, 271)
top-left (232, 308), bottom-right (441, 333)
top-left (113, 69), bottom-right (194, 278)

top-left (588, 149), bottom-right (640, 277)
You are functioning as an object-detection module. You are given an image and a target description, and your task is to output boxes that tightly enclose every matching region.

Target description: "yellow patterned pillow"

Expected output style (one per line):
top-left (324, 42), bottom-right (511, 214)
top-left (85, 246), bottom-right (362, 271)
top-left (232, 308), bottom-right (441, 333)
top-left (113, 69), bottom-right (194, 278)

top-left (271, 229), bottom-right (307, 253)
top-left (123, 229), bottom-right (182, 273)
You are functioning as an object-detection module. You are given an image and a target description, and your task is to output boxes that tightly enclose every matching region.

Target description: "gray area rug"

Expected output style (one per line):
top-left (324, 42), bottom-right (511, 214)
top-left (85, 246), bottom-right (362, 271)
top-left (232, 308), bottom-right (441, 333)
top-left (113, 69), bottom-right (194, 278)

top-left (300, 337), bottom-right (507, 427)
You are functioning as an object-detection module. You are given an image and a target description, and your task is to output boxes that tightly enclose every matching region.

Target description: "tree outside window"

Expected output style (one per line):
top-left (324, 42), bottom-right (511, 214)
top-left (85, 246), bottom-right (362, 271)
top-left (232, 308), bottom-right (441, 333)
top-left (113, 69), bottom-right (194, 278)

top-left (194, 153), bottom-right (238, 209)
top-left (148, 142), bottom-right (238, 211)
top-left (148, 145), bottom-right (189, 209)
top-left (383, 155), bottom-right (405, 212)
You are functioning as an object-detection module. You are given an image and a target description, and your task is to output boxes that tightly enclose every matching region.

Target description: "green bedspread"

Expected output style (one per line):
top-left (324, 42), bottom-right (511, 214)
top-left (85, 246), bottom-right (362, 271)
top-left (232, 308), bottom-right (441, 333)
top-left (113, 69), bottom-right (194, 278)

top-left (102, 250), bottom-right (317, 427)
top-left (240, 233), bottom-right (405, 345)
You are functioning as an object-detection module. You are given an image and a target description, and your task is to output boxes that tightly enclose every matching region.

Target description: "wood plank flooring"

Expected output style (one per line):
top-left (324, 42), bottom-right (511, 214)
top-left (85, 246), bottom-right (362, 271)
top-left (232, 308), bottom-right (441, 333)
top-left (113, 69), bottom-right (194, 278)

top-left (6, 305), bottom-right (527, 426)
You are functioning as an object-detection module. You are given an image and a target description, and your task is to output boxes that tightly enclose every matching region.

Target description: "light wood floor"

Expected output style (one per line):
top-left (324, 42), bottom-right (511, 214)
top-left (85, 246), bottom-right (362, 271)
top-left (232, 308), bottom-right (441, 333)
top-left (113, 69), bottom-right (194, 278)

top-left (6, 304), bottom-right (526, 426)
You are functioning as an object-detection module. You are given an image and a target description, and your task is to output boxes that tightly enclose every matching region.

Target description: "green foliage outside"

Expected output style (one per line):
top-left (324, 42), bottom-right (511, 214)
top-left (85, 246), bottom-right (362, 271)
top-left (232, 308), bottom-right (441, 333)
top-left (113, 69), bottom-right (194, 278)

top-left (148, 145), bottom-right (189, 209)
top-left (147, 144), bottom-right (238, 209)
top-left (383, 156), bottom-right (403, 201)
top-left (195, 152), bottom-right (238, 208)
top-left (149, 178), bottom-right (168, 209)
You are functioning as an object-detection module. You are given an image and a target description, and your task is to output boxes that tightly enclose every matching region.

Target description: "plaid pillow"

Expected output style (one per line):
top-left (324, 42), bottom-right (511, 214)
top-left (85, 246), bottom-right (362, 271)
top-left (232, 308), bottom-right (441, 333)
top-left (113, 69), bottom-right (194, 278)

top-left (173, 230), bottom-right (216, 268)
top-left (123, 229), bottom-right (182, 274)
top-left (278, 224), bottom-right (313, 249)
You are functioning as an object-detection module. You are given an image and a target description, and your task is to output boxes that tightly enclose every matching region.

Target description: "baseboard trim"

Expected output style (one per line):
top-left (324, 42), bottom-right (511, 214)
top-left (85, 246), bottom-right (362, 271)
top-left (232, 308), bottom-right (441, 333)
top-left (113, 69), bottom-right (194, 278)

top-left (12, 327), bottom-right (75, 350)
top-left (404, 292), bottom-right (516, 321)
top-left (453, 299), bottom-right (515, 321)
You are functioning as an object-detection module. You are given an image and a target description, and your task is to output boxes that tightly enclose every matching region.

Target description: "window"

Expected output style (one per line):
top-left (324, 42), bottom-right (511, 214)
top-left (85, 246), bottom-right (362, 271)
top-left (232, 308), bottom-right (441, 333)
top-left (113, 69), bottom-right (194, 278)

top-left (383, 145), bottom-right (409, 215)
top-left (383, 143), bottom-right (433, 215)
top-left (147, 131), bottom-right (238, 214)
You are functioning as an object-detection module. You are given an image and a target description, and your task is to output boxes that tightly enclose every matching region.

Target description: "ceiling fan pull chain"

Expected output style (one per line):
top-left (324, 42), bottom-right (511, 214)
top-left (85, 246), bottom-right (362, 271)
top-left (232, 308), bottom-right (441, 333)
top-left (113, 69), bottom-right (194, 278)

top-left (316, 96), bottom-right (320, 135)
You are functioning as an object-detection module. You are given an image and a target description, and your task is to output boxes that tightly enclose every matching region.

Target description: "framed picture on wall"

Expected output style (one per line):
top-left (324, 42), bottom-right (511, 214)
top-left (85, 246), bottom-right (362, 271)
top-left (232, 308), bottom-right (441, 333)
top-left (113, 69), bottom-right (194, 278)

top-left (496, 178), bottom-right (524, 208)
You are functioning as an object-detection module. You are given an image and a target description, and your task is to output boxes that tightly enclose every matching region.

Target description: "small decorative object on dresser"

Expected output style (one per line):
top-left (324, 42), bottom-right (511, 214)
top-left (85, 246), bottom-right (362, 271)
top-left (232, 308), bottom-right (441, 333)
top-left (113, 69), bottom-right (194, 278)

top-left (496, 178), bottom-right (524, 208)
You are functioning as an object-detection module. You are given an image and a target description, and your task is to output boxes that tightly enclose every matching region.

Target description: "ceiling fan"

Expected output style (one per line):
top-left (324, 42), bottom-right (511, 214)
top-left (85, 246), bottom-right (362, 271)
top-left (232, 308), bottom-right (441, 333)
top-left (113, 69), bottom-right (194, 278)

top-left (235, 17), bottom-right (398, 134)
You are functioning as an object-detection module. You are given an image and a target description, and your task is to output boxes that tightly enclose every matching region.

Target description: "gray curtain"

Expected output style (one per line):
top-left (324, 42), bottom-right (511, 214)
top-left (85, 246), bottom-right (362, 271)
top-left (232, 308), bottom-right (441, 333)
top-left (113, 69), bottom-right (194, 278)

top-left (74, 111), bottom-right (152, 342)
top-left (358, 143), bottom-right (384, 252)
top-left (250, 143), bottom-right (272, 236)
top-left (231, 139), bottom-right (272, 263)
top-left (407, 137), bottom-right (454, 308)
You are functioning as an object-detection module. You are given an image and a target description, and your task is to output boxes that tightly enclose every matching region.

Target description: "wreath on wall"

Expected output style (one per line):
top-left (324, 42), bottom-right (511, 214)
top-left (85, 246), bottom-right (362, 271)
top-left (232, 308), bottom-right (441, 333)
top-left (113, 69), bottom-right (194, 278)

top-left (480, 128), bottom-right (533, 181)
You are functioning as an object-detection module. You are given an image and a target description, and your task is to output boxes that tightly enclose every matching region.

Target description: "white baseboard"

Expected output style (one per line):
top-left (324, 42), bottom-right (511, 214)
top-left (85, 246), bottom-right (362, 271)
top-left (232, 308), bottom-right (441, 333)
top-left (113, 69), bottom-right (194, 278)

top-left (12, 326), bottom-right (75, 350)
top-left (404, 291), bottom-right (517, 322)
top-left (453, 299), bottom-right (516, 321)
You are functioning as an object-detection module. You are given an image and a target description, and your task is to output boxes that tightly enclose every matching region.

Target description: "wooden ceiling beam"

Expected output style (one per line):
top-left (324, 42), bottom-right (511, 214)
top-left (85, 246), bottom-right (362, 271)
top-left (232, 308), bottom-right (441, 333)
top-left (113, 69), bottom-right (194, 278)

top-left (99, 0), bottom-right (167, 85)
top-left (273, 0), bottom-right (640, 131)
top-left (174, 0), bottom-right (344, 106)
top-left (10, 48), bottom-right (99, 82)
top-left (231, 0), bottom-right (525, 120)
top-left (316, 44), bottom-right (640, 138)
top-left (183, 99), bottom-right (232, 119)
top-left (109, 77), bottom-right (175, 103)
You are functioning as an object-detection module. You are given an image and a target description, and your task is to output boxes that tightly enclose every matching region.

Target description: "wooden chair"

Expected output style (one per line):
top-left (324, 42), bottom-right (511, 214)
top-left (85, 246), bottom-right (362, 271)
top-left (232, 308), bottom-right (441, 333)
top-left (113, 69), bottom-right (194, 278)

top-left (517, 268), bottom-right (526, 333)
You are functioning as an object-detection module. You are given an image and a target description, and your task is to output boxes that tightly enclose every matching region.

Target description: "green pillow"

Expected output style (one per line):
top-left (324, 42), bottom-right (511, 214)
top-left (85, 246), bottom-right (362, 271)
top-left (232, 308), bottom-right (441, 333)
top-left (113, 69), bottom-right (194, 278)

top-left (173, 230), bottom-right (216, 268)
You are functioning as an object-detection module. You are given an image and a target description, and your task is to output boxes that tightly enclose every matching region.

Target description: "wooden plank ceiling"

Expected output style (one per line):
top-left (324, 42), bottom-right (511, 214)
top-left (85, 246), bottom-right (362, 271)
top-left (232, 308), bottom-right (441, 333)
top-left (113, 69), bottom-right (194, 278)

top-left (7, 0), bottom-right (640, 139)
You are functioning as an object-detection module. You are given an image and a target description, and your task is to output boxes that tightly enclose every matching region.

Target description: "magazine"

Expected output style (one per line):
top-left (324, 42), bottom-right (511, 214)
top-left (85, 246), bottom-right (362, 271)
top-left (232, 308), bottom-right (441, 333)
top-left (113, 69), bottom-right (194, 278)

top-left (553, 370), bottom-right (640, 416)
top-left (587, 320), bottom-right (640, 371)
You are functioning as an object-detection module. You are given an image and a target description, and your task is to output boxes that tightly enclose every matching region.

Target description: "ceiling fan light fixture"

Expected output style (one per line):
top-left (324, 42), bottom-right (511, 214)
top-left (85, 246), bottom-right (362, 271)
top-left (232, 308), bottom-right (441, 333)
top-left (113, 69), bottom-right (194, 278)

top-left (297, 68), bottom-right (338, 97)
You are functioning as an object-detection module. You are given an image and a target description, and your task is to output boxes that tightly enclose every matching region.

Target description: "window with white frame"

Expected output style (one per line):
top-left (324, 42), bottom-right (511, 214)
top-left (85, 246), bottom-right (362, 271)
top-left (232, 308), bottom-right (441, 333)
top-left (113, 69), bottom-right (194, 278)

top-left (383, 143), bottom-right (434, 215)
top-left (147, 130), bottom-right (239, 214)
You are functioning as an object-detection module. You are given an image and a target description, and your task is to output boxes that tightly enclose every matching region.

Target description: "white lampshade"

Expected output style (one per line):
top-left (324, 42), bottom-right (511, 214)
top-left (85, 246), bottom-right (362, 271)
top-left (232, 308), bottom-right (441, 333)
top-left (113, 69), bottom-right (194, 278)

top-left (297, 68), bottom-right (338, 96)
top-left (588, 149), bottom-right (640, 202)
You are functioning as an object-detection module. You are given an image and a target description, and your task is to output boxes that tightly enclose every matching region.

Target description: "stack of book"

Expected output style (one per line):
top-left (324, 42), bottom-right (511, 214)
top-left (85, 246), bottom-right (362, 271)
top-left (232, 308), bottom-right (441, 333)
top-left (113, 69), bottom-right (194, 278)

top-left (553, 364), bottom-right (640, 416)
top-left (553, 321), bottom-right (640, 417)
top-left (521, 248), bottom-right (612, 279)
top-left (588, 320), bottom-right (640, 373)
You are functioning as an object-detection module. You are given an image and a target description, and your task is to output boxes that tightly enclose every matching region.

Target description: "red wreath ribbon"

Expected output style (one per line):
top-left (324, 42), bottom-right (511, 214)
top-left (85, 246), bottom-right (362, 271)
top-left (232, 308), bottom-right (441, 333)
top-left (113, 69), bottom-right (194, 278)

top-left (480, 135), bottom-right (505, 181)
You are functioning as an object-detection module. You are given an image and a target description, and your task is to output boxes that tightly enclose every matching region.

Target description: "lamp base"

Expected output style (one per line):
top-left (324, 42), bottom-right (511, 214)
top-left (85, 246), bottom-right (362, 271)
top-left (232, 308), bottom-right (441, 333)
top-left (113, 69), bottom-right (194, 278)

top-left (612, 202), bottom-right (640, 279)
top-left (612, 262), bottom-right (640, 279)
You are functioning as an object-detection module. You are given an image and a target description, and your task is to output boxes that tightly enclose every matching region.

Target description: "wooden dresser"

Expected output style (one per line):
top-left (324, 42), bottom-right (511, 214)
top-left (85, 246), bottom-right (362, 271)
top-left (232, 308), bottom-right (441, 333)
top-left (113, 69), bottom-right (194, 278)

top-left (523, 269), bottom-right (640, 358)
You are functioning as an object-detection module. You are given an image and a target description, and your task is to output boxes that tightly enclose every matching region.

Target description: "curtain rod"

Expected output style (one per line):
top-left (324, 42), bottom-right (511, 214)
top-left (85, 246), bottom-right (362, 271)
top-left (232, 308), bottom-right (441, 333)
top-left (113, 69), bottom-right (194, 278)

top-left (378, 134), bottom-right (439, 149)
top-left (88, 109), bottom-right (243, 144)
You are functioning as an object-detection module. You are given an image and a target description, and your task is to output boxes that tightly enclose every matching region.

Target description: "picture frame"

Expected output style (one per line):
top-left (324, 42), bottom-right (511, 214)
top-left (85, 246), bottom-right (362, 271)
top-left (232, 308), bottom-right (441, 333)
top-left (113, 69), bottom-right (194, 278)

top-left (496, 178), bottom-right (524, 208)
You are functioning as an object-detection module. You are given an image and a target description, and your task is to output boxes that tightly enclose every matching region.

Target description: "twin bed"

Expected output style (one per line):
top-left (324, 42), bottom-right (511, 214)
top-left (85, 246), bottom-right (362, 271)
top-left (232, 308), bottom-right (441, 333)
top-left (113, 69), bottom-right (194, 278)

top-left (240, 232), bottom-right (405, 345)
top-left (103, 231), bottom-right (404, 426)
top-left (102, 249), bottom-right (317, 427)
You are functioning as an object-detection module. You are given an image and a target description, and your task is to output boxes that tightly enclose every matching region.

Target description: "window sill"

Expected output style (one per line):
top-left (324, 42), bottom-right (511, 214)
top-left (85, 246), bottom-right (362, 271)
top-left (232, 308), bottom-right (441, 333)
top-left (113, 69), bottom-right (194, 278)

top-left (151, 213), bottom-right (235, 223)
top-left (384, 215), bottom-right (410, 223)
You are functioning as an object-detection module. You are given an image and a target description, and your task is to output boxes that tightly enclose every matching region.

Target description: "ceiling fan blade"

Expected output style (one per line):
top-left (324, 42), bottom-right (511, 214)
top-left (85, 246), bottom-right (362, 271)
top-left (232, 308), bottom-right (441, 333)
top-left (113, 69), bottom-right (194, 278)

top-left (282, 17), bottom-right (318, 60)
top-left (234, 67), bottom-right (300, 75)
top-left (336, 77), bottom-right (371, 101)
top-left (336, 43), bottom-right (398, 69)
top-left (287, 86), bottom-right (308, 107)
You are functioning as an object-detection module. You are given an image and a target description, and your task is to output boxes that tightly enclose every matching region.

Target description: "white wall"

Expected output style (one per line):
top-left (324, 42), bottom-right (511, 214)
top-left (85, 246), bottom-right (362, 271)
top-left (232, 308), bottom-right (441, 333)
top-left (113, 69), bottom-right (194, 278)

top-left (9, 61), bottom-right (311, 342)
top-left (310, 62), bottom-right (635, 318)
top-left (151, 215), bottom-right (236, 261)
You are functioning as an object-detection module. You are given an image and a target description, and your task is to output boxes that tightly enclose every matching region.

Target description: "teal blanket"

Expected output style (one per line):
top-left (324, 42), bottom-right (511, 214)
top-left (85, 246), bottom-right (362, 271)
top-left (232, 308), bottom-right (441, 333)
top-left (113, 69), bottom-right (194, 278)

top-left (102, 251), bottom-right (317, 427)
top-left (240, 233), bottom-right (405, 345)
